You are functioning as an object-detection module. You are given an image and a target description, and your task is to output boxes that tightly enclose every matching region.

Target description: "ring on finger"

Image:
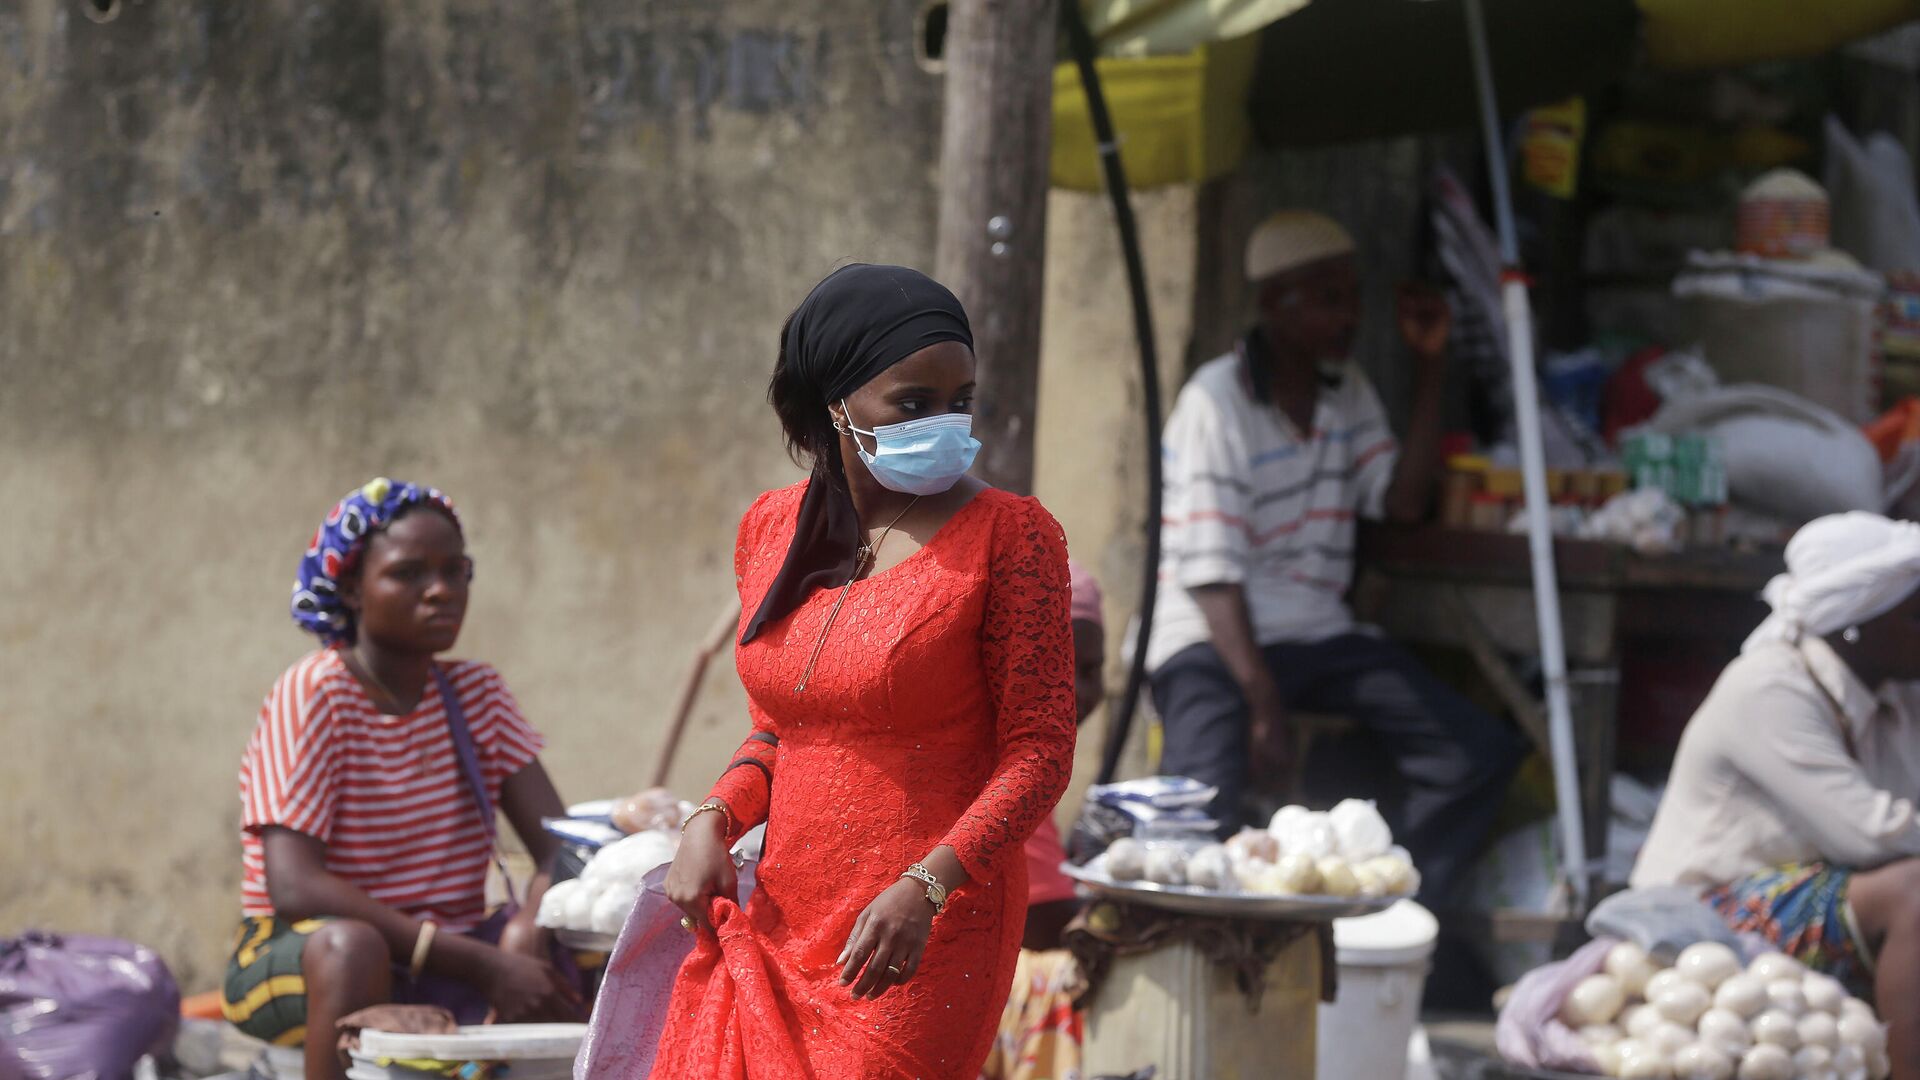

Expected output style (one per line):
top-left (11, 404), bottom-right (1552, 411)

top-left (886, 964), bottom-right (903, 977)
top-left (680, 916), bottom-right (695, 932)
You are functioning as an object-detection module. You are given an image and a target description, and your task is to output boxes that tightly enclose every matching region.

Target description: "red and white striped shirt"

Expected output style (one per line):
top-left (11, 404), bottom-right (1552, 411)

top-left (1146, 347), bottom-right (1399, 671)
top-left (238, 650), bottom-right (546, 930)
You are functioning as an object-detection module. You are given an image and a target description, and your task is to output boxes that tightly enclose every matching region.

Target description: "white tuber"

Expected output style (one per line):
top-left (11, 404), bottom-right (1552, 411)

top-left (1316, 856), bottom-right (1361, 897)
top-left (1672, 1043), bottom-right (1735, 1080)
top-left (1840, 998), bottom-right (1878, 1027)
top-left (1834, 1045), bottom-right (1868, 1080)
top-left (1837, 1012), bottom-right (1888, 1056)
top-left (1617, 1039), bottom-right (1674, 1079)
top-left (1646, 1022), bottom-right (1696, 1056)
top-left (1646, 969), bottom-right (1691, 1002)
top-left (1143, 846), bottom-right (1189, 885)
top-left (1749, 1010), bottom-right (1800, 1050)
top-left (1186, 844), bottom-right (1239, 892)
top-left (1224, 828), bottom-right (1279, 866)
top-left (1799, 1011), bottom-right (1840, 1051)
top-left (589, 881), bottom-right (641, 935)
top-left (1735, 1043), bottom-right (1793, 1080)
top-left (1360, 854), bottom-right (1417, 897)
top-left (1269, 806), bottom-right (1337, 859)
top-left (1651, 981), bottom-right (1712, 1027)
top-left (583, 830), bottom-right (679, 887)
top-left (1803, 973), bottom-right (1849, 1016)
top-left (1763, 978), bottom-right (1807, 1018)
top-left (1794, 1045), bottom-right (1835, 1076)
top-left (1675, 942), bottom-right (1742, 990)
top-left (1581, 1024), bottom-right (1626, 1047)
top-left (1560, 973), bottom-right (1629, 1027)
top-left (1624, 1004), bottom-right (1665, 1039)
top-left (1696, 1009), bottom-right (1754, 1057)
top-left (1747, 953), bottom-right (1804, 983)
top-left (1714, 974), bottom-right (1769, 1020)
top-left (563, 878), bottom-right (605, 930)
top-left (1607, 941), bottom-right (1663, 998)
top-left (536, 878), bottom-right (580, 929)
top-left (1105, 838), bottom-right (1147, 881)
top-left (1268, 853), bottom-right (1321, 895)
top-left (1327, 798), bottom-right (1393, 861)
top-left (1590, 1042), bottom-right (1624, 1077)
top-left (1350, 860), bottom-right (1388, 898)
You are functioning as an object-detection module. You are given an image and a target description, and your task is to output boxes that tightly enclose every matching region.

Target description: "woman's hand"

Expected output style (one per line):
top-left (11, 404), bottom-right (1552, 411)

top-left (496, 905), bottom-right (550, 960)
top-left (664, 812), bottom-right (737, 932)
top-left (478, 947), bottom-right (585, 1023)
top-left (838, 879), bottom-right (935, 1000)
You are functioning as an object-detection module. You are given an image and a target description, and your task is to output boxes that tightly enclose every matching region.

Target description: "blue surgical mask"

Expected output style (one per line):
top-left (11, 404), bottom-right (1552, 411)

top-left (839, 400), bottom-right (981, 496)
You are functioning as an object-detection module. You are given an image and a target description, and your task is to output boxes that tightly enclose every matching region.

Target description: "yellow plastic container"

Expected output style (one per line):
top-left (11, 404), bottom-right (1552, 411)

top-left (1050, 34), bottom-right (1259, 192)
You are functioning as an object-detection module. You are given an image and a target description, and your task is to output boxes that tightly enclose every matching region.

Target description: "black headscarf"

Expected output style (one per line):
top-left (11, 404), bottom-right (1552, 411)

top-left (740, 264), bottom-right (974, 644)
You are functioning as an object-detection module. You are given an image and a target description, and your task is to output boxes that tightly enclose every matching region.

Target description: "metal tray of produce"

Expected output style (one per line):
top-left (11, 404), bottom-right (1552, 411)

top-left (553, 927), bottom-right (621, 952)
top-left (1063, 857), bottom-right (1399, 922)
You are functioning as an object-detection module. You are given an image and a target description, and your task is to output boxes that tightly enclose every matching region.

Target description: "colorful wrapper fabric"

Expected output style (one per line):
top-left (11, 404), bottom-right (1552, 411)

top-left (290, 477), bottom-right (461, 644)
top-left (1705, 861), bottom-right (1877, 1001)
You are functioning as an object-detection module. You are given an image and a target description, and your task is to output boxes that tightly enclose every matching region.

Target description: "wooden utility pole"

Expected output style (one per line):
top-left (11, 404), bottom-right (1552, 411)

top-left (935, 0), bottom-right (1058, 496)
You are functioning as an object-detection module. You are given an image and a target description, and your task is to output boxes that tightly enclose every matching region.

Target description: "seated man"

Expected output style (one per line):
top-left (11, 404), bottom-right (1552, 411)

top-left (1634, 513), bottom-right (1920, 1074)
top-left (1145, 211), bottom-right (1525, 909)
top-left (225, 479), bottom-right (582, 1079)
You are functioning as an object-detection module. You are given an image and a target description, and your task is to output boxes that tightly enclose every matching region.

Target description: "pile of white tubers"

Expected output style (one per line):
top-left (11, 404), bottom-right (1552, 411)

top-left (535, 829), bottom-right (680, 937)
top-left (1563, 941), bottom-right (1889, 1080)
top-left (1103, 799), bottom-right (1419, 900)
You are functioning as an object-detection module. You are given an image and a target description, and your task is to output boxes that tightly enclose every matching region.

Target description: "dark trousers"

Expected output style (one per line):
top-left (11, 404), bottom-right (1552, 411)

top-left (1149, 633), bottom-right (1527, 909)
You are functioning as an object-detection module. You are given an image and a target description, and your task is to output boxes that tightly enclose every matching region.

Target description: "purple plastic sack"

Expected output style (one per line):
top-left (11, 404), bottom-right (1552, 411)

top-left (1494, 936), bottom-right (1613, 1073)
top-left (0, 931), bottom-right (180, 1080)
top-left (575, 853), bottom-right (758, 1080)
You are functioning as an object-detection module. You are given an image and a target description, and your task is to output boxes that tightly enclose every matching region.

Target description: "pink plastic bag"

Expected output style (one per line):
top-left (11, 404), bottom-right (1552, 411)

top-left (1494, 937), bottom-right (1614, 1073)
top-left (574, 855), bottom-right (758, 1080)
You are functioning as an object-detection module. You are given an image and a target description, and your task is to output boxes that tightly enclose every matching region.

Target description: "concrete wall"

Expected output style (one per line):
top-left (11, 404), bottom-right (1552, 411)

top-left (0, 0), bottom-right (942, 989)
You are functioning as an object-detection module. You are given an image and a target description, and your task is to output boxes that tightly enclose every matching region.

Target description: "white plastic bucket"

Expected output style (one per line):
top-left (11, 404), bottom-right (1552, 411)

top-left (1317, 900), bottom-right (1439, 1080)
top-left (259, 1046), bottom-right (304, 1080)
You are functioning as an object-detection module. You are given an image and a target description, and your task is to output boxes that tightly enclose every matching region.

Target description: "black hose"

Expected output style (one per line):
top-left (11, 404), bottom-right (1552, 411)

top-left (1060, 3), bottom-right (1164, 786)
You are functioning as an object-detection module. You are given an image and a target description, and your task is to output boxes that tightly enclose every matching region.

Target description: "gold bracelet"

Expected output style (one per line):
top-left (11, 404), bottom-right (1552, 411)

top-left (901, 863), bottom-right (949, 915)
top-left (681, 800), bottom-right (733, 836)
top-left (409, 919), bottom-right (438, 980)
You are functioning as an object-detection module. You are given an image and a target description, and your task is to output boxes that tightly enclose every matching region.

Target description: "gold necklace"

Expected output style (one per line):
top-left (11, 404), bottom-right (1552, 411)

top-left (793, 495), bottom-right (920, 693)
top-left (345, 648), bottom-right (417, 715)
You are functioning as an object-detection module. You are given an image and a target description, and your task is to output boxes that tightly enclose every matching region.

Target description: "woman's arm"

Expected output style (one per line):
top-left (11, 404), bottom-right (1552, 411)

top-left (1724, 683), bottom-right (1920, 868)
top-left (261, 826), bottom-right (580, 1023)
top-left (935, 499), bottom-right (1078, 883)
top-left (701, 701), bottom-right (780, 843)
top-left (498, 760), bottom-right (567, 955)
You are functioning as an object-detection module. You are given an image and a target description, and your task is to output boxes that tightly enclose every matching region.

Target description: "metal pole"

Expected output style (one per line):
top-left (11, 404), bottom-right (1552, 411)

top-left (1463, 0), bottom-right (1590, 910)
top-left (1060, 1), bottom-right (1165, 786)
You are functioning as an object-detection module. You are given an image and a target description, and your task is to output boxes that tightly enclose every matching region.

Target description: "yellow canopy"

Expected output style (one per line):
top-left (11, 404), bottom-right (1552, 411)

top-left (1054, 0), bottom-right (1920, 189)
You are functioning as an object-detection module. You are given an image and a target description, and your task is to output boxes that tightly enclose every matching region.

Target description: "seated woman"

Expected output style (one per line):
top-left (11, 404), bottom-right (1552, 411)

top-left (224, 479), bottom-right (582, 1079)
top-left (1634, 512), bottom-right (1920, 1077)
top-left (981, 558), bottom-right (1106, 1080)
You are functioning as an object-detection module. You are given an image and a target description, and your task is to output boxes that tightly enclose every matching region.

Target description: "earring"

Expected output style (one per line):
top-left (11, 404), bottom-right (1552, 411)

top-left (1844, 626), bottom-right (1861, 644)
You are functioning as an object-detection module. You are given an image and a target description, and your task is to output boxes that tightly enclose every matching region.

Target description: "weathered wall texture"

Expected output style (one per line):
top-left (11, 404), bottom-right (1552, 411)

top-left (1035, 185), bottom-right (1198, 810)
top-left (0, 0), bottom-right (943, 988)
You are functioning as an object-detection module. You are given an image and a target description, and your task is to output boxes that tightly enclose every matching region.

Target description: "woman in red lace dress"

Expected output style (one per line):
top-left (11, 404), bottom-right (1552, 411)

top-left (651, 264), bottom-right (1077, 1079)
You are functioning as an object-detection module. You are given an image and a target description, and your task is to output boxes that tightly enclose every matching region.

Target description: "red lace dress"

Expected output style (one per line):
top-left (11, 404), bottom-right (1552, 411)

top-left (649, 483), bottom-right (1078, 1079)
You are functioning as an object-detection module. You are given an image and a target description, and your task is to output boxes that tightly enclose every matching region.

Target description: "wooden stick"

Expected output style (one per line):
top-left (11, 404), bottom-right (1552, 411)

top-left (649, 598), bottom-right (743, 789)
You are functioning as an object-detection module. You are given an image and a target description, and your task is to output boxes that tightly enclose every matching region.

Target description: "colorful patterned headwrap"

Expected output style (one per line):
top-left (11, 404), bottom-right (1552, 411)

top-left (291, 477), bottom-right (462, 644)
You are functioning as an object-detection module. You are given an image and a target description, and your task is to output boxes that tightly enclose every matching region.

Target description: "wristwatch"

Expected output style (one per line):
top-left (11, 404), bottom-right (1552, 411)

top-left (900, 863), bottom-right (948, 915)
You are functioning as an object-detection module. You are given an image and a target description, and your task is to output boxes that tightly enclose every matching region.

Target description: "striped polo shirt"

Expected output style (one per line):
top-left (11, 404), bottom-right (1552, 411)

top-left (237, 650), bottom-right (545, 929)
top-left (1145, 345), bottom-right (1398, 671)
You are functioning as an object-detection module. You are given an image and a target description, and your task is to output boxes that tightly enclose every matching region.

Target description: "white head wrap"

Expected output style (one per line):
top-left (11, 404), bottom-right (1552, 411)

top-left (1742, 512), bottom-right (1920, 654)
top-left (1245, 210), bottom-right (1356, 284)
